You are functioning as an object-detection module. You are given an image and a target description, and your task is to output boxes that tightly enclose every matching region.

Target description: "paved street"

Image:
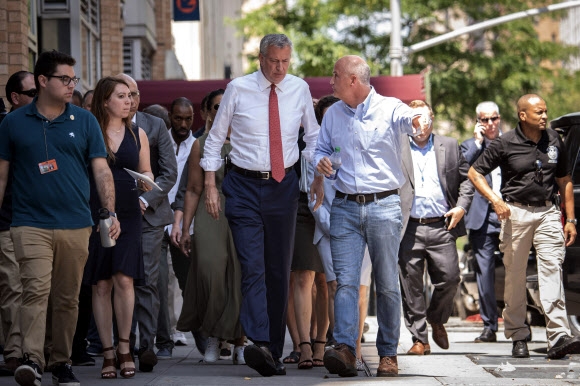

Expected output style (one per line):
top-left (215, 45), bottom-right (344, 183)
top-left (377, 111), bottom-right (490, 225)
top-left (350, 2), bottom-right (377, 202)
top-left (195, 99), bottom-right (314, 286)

top-left (5, 316), bottom-right (580, 385)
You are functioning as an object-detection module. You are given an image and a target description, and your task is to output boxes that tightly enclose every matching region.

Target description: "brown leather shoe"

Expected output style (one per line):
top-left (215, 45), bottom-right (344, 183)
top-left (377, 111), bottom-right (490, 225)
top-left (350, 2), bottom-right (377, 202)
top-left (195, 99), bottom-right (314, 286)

top-left (407, 341), bottom-right (431, 355)
top-left (323, 343), bottom-right (357, 377)
top-left (431, 323), bottom-right (449, 349)
top-left (377, 355), bottom-right (398, 377)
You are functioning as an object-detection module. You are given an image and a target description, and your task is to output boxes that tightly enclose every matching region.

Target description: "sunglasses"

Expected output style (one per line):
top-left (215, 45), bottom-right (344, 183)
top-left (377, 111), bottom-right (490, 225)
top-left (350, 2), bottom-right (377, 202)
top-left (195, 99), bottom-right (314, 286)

top-left (477, 116), bottom-right (500, 123)
top-left (17, 89), bottom-right (37, 98)
top-left (535, 159), bottom-right (543, 184)
top-left (213, 103), bottom-right (220, 111)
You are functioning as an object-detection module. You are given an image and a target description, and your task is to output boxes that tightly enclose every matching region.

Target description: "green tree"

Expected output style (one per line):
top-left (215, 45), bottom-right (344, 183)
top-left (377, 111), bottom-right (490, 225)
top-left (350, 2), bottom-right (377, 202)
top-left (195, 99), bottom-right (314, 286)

top-left (235, 0), bottom-right (580, 134)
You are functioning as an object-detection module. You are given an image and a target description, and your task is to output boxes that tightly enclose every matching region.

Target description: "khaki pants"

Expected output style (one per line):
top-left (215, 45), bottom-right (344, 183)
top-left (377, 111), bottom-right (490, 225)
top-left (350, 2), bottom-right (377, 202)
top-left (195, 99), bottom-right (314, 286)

top-left (501, 203), bottom-right (570, 347)
top-left (0, 230), bottom-right (22, 359)
top-left (11, 226), bottom-right (91, 367)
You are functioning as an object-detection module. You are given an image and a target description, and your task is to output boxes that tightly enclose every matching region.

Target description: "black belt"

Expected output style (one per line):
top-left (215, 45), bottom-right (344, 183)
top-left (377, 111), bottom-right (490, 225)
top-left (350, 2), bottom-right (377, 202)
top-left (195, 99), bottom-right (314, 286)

top-left (335, 190), bottom-right (398, 204)
top-left (505, 197), bottom-right (552, 207)
top-left (231, 165), bottom-right (292, 180)
top-left (409, 216), bottom-right (445, 225)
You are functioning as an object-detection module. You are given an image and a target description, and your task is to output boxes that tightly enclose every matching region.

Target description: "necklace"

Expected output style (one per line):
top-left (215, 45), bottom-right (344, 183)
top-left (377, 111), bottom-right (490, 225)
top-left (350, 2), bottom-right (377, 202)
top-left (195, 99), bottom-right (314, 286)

top-left (113, 126), bottom-right (124, 133)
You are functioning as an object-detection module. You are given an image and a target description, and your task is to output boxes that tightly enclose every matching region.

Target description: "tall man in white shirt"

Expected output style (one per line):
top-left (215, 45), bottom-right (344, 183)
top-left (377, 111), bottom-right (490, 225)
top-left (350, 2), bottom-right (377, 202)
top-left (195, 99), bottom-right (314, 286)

top-left (200, 34), bottom-right (322, 377)
top-left (313, 55), bottom-right (430, 377)
top-left (155, 97), bottom-right (196, 359)
top-left (460, 101), bottom-right (503, 343)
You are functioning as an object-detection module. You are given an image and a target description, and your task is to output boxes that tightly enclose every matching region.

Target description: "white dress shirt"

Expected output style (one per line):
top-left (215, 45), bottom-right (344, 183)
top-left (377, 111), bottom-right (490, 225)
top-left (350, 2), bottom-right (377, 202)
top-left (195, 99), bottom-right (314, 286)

top-left (166, 130), bottom-right (195, 235)
top-left (200, 70), bottom-right (320, 172)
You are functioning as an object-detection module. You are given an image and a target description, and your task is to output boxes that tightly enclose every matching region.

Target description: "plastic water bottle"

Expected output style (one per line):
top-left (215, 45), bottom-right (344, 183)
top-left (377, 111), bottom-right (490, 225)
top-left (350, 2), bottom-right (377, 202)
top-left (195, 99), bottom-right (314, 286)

top-left (99, 208), bottom-right (116, 248)
top-left (327, 147), bottom-right (341, 180)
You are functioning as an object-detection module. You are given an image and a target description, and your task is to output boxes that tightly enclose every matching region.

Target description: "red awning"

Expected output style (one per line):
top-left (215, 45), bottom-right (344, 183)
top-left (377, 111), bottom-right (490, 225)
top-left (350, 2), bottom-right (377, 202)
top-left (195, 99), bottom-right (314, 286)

top-left (137, 73), bottom-right (427, 128)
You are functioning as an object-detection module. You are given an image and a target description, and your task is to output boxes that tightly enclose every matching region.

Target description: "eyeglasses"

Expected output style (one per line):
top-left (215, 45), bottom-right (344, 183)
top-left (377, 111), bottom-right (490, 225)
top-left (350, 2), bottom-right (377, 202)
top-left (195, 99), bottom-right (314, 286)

top-left (47, 75), bottom-right (80, 86)
top-left (130, 91), bottom-right (140, 98)
top-left (477, 116), bottom-right (500, 123)
top-left (17, 89), bottom-right (37, 98)
top-left (213, 103), bottom-right (220, 111)
top-left (535, 159), bottom-right (543, 184)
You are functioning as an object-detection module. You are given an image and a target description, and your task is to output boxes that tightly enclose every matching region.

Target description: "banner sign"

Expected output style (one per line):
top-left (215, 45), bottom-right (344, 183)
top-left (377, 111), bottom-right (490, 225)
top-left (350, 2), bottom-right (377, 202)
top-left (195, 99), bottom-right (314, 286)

top-left (174, 0), bottom-right (200, 21)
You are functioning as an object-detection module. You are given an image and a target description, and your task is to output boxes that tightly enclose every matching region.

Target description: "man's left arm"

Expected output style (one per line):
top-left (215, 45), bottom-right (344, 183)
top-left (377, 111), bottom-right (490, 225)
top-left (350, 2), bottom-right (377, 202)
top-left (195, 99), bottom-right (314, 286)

top-left (141, 117), bottom-right (178, 210)
top-left (91, 157), bottom-right (120, 238)
top-left (556, 175), bottom-right (577, 246)
top-left (299, 86), bottom-right (324, 211)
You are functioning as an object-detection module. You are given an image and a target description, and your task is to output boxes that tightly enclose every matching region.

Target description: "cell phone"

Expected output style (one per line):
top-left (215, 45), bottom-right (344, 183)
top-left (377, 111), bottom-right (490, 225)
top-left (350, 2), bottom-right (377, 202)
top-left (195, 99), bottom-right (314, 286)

top-left (444, 216), bottom-right (451, 230)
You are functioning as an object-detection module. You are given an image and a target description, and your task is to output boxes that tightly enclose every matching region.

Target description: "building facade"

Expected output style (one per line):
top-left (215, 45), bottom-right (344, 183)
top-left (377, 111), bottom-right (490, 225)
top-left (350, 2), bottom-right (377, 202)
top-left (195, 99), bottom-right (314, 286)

top-left (0, 0), bottom-right (183, 109)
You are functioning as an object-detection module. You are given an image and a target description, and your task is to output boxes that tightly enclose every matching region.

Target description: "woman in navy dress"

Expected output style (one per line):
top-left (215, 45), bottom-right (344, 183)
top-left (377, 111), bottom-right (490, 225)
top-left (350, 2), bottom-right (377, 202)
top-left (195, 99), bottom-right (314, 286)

top-left (83, 76), bottom-right (153, 379)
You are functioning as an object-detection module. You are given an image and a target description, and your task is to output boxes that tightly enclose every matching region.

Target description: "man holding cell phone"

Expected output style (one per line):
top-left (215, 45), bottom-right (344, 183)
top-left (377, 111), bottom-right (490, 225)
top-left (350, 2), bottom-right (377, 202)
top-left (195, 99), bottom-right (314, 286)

top-left (398, 100), bottom-right (474, 357)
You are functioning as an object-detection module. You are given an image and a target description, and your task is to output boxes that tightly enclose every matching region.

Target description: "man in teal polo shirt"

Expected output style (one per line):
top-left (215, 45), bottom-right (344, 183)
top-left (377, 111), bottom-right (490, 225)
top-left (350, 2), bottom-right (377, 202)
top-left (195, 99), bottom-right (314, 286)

top-left (0, 50), bottom-right (119, 386)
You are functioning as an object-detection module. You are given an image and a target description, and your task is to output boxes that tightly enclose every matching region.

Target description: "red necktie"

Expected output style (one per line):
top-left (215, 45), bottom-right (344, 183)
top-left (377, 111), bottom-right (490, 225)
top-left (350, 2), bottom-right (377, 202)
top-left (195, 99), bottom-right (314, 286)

top-left (269, 84), bottom-right (284, 182)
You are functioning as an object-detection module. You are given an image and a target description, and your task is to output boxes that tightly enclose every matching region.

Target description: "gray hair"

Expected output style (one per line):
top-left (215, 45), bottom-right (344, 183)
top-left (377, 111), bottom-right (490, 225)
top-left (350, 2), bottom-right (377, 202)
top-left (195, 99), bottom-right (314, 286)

top-left (353, 61), bottom-right (371, 86)
top-left (143, 104), bottom-right (170, 129)
top-left (476, 101), bottom-right (500, 115)
top-left (259, 34), bottom-right (293, 56)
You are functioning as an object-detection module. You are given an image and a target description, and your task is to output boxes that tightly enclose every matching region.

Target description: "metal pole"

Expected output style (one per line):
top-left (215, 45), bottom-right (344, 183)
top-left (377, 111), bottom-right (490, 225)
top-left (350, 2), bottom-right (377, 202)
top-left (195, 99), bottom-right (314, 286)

top-left (390, 0), bottom-right (403, 76)
top-left (406, 0), bottom-right (580, 54)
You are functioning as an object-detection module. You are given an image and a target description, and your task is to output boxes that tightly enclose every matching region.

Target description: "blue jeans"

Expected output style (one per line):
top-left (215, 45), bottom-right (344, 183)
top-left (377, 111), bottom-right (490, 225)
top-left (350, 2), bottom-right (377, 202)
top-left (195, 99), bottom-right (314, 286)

top-left (330, 194), bottom-right (403, 357)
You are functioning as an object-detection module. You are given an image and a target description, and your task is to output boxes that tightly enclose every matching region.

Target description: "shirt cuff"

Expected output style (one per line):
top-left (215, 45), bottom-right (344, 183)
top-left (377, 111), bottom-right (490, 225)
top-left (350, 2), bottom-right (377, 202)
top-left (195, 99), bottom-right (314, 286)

top-left (140, 197), bottom-right (149, 209)
top-left (474, 140), bottom-right (483, 150)
top-left (456, 205), bottom-right (466, 214)
top-left (199, 157), bottom-right (224, 172)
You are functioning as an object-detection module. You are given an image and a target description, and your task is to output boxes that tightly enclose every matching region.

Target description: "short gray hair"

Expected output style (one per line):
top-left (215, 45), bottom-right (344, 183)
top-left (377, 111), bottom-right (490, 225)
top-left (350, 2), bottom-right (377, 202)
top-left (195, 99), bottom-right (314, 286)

top-left (353, 61), bottom-right (371, 86)
top-left (259, 34), bottom-right (293, 56)
top-left (476, 101), bottom-right (500, 115)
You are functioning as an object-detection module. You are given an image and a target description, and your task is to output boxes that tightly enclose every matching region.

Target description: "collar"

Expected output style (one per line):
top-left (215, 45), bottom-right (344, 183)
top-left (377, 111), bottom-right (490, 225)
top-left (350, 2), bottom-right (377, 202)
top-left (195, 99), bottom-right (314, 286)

top-left (131, 113), bottom-right (137, 124)
top-left (170, 129), bottom-right (194, 148)
top-left (257, 70), bottom-right (287, 93)
top-left (409, 133), bottom-right (434, 151)
top-left (513, 123), bottom-right (547, 145)
top-left (25, 99), bottom-right (73, 123)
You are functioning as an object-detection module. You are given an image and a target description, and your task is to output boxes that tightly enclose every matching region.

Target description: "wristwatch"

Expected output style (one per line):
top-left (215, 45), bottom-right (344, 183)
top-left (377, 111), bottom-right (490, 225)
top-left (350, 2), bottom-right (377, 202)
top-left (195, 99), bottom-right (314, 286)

top-left (566, 218), bottom-right (577, 225)
top-left (109, 211), bottom-right (117, 218)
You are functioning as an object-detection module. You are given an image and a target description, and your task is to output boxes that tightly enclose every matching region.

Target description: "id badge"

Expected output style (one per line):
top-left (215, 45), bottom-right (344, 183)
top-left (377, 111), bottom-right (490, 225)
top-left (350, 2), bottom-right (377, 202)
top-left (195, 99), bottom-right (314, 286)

top-left (38, 159), bottom-right (58, 174)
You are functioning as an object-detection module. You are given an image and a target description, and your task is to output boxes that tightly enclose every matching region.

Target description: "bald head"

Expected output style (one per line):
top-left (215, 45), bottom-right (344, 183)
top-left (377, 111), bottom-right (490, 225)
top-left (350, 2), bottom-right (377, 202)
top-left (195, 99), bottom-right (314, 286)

top-left (517, 94), bottom-right (544, 114)
top-left (516, 93), bottom-right (548, 132)
top-left (116, 73), bottom-right (140, 118)
top-left (331, 55), bottom-right (372, 108)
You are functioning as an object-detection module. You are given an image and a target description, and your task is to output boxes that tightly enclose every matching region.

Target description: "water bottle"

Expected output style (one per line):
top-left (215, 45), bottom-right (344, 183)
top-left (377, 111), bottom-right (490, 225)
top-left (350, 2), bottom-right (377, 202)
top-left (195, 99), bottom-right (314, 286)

top-left (99, 208), bottom-right (116, 248)
top-left (327, 147), bottom-right (341, 180)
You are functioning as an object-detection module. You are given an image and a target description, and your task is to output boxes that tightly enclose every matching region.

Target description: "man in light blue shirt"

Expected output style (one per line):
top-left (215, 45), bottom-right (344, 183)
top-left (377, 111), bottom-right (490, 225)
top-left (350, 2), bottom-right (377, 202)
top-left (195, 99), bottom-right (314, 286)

top-left (312, 55), bottom-right (430, 377)
top-left (398, 100), bottom-right (473, 357)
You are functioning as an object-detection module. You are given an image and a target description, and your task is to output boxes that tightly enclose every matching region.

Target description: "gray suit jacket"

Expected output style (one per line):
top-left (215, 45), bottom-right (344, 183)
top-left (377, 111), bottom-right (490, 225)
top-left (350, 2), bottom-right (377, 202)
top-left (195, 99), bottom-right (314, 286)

top-left (400, 133), bottom-right (474, 240)
top-left (136, 111), bottom-right (178, 227)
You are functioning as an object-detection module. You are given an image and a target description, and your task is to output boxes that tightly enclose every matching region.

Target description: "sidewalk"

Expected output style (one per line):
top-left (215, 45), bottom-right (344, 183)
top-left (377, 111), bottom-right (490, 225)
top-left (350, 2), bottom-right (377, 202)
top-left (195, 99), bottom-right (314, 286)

top-left (5, 317), bottom-right (580, 385)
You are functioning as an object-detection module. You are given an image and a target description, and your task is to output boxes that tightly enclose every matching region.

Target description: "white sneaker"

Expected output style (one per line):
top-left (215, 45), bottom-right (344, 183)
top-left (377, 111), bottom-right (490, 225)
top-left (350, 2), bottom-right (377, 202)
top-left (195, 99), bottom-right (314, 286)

top-left (173, 331), bottom-right (187, 346)
top-left (204, 337), bottom-right (220, 363)
top-left (233, 346), bottom-right (246, 365)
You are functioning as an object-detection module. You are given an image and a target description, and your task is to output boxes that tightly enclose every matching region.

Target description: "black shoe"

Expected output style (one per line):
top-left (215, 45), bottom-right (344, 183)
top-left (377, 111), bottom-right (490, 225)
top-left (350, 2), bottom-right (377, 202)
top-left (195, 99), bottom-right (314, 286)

top-left (274, 360), bottom-right (286, 376)
top-left (14, 355), bottom-right (42, 386)
top-left (512, 340), bottom-right (529, 358)
top-left (192, 330), bottom-right (207, 355)
top-left (0, 357), bottom-right (22, 376)
top-left (243, 344), bottom-right (277, 377)
top-left (547, 335), bottom-right (580, 359)
top-left (475, 328), bottom-right (497, 343)
top-left (70, 351), bottom-right (95, 366)
top-left (137, 348), bottom-right (158, 372)
top-left (51, 363), bottom-right (79, 386)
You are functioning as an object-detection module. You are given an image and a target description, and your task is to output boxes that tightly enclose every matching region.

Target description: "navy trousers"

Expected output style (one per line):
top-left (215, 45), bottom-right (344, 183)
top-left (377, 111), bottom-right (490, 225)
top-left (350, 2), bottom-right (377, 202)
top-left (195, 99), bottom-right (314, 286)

top-left (470, 216), bottom-right (501, 332)
top-left (222, 169), bottom-right (298, 361)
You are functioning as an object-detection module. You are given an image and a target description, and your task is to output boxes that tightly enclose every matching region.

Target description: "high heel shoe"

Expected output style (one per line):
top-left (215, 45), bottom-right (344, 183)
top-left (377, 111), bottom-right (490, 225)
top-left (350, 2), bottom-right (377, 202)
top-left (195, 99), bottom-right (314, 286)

top-left (101, 347), bottom-right (117, 379)
top-left (116, 338), bottom-right (135, 378)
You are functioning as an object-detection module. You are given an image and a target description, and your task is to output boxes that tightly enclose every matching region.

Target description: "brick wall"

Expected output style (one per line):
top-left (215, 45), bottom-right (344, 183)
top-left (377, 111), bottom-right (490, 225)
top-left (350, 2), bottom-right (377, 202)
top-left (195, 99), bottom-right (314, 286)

top-left (151, 0), bottom-right (172, 80)
top-left (100, 0), bottom-right (124, 77)
top-left (0, 0), bottom-right (30, 107)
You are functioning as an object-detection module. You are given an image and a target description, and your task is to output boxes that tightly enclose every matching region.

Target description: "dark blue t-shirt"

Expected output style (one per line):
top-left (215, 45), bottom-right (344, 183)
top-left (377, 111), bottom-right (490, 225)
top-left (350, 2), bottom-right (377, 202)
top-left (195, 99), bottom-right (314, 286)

top-left (0, 101), bottom-right (107, 229)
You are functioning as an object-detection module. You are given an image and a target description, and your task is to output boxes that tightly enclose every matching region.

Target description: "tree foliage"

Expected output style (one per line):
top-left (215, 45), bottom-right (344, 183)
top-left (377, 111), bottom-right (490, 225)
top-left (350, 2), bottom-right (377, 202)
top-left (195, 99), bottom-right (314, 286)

top-left (235, 0), bottom-right (580, 135)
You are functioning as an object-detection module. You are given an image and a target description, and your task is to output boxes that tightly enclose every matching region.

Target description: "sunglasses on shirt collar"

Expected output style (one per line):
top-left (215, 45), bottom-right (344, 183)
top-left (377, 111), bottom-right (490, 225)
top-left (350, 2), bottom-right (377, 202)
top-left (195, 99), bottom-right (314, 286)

top-left (17, 89), bottom-right (37, 98)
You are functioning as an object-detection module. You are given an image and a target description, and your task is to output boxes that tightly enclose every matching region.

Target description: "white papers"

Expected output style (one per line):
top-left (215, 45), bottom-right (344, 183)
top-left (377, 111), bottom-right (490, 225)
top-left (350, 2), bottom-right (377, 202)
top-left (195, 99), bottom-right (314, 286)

top-left (123, 168), bottom-right (163, 191)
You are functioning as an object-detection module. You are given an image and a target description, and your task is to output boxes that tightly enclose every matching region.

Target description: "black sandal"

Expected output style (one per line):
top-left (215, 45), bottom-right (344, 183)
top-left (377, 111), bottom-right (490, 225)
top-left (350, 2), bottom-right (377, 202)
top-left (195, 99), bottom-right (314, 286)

top-left (297, 342), bottom-right (313, 370)
top-left (312, 340), bottom-right (326, 367)
top-left (283, 350), bottom-right (300, 364)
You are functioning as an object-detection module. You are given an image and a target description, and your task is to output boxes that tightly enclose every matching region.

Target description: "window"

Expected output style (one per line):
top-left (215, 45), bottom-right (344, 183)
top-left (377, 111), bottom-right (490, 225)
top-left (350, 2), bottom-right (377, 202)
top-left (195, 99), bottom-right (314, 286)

top-left (80, 0), bottom-right (100, 88)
